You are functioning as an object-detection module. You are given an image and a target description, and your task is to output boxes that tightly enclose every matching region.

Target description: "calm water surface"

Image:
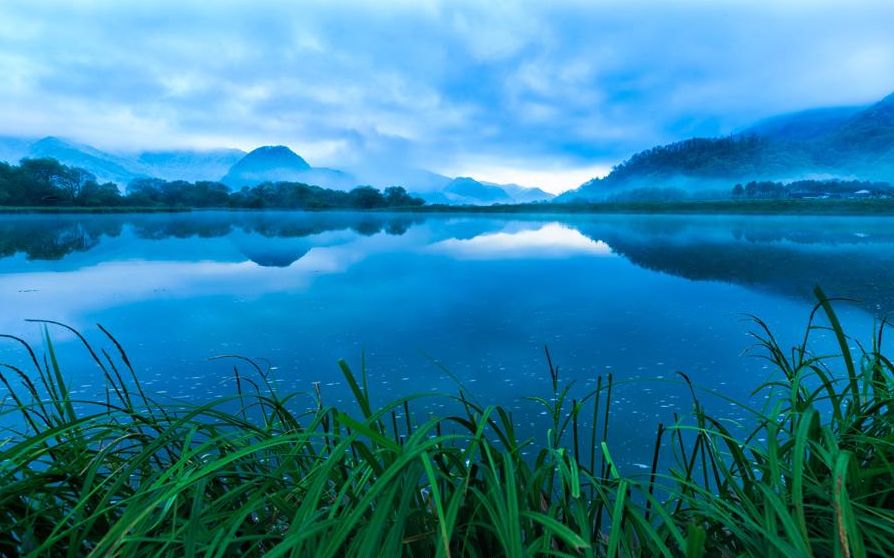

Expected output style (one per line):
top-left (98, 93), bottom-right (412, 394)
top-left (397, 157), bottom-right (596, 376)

top-left (1, 211), bottom-right (892, 470)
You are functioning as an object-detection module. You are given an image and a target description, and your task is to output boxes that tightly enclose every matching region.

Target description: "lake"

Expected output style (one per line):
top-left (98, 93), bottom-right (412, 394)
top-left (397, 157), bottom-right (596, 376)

top-left (1, 211), bottom-right (892, 471)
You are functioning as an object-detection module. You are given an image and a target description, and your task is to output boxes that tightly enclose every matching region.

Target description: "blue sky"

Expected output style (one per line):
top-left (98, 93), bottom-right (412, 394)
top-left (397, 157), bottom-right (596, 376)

top-left (1, 0), bottom-right (893, 193)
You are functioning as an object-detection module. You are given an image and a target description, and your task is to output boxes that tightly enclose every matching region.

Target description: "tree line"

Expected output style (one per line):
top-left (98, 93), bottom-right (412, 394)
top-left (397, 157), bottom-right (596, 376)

top-left (0, 158), bottom-right (426, 209)
top-left (731, 179), bottom-right (894, 200)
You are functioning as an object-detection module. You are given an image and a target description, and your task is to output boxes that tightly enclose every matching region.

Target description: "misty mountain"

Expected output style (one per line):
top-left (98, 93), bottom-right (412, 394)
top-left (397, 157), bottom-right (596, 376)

top-left (0, 136), bottom-right (249, 186)
top-left (28, 137), bottom-right (147, 185)
top-left (220, 146), bottom-right (356, 190)
top-left (138, 149), bottom-right (246, 182)
top-left (743, 106), bottom-right (865, 143)
top-left (220, 147), bottom-right (551, 204)
top-left (0, 135), bottom-right (553, 205)
top-left (347, 166), bottom-right (452, 193)
top-left (417, 177), bottom-right (553, 205)
top-left (559, 91), bottom-right (894, 201)
top-left (492, 183), bottom-right (555, 203)
top-left (445, 177), bottom-right (512, 203)
top-left (831, 92), bottom-right (894, 157)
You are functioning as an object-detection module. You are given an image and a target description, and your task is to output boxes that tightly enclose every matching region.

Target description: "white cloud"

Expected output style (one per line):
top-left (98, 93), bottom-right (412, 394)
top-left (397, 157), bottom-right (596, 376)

top-left (0, 0), bottom-right (892, 191)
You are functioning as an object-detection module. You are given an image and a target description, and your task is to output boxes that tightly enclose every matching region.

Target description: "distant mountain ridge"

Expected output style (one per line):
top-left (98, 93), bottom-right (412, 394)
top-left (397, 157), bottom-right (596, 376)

top-left (416, 176), bottom-right (553, 205)
top-left (559, 90), bottom-right (894, 201)
top-left (0, 137), bottom-right (552, 205)
top-left (495, 183), bottom-right (555, 203)
top-left (28, 137), bottom-right (147, 185)
top-left (0, 136), bottom-right (247, 185)
top-left (138, 149), bottom-right (246, 182)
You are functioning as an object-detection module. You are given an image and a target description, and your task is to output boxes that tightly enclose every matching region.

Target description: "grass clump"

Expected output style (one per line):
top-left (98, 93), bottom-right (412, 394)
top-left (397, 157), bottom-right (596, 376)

top-left (0, 288), bottom-right (893, 556)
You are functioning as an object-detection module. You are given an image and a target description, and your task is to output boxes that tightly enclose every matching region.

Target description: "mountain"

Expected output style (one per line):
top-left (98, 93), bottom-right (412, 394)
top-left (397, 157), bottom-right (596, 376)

top-left (419, 177), bottom-right (513, 205)
top-left (831, 92), bottom-right (894, 158)
top-left (559, 91), bottom-right (894, 201)
top-left (28, 137), bottom-right (147, 185)
top-left (347, 166), bottom-right (452, 193)
top-left (291, 167), bottom-right (357, 190)
top-left (0, 136), bottom-right (247, 186)
top-left (218, 147), bottom-right (553, 202)
top-left (0, 135), bottom-right (551, 205)
top-left (557, 135), bottom-right (804, 201)
top-left (491, 183), bottom-right (554, 203)
top-left (220, 146), bottom-right (357, 190)
top-left (416, 177), bottom-right (553, 205)
top-left (445, 177), bottom-right (512, 203)
top-left (742, 106), bottom-right (865, 143)
top-left (137, 149), bottom-right (246, 182)
top-left (221, 145), bottom-right (310, 187)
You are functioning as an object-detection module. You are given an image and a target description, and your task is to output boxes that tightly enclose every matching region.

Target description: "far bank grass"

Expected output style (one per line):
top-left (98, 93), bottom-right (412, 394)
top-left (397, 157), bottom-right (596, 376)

top-left (407, 198), bottom-right (894, 216)
top-left (0, 206), bottom-right (191, 214)
top-left (1, 288), bottom-right (892, 556)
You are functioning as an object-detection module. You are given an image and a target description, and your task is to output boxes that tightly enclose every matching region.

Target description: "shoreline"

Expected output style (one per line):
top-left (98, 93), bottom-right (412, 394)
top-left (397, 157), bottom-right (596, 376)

top-left (0, 206), bottom-right (192, 214)
top-left (1, 198), bottom-right (894, 216)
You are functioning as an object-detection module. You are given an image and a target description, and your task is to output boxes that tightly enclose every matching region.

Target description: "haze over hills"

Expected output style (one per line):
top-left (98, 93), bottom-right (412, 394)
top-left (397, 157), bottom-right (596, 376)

top-left (219, 148), bottom-right (553, 203)
top-left (558, 91), bottom-right (894, 201)
top-left (0, 136), bottom-right (247, 185)
top-left (137, 149), bottom-right (246, 182)
top-left (8, 89), bottom-right (893, 206)
top-left (0, 137), bottom-right (552, 205)
top-left (28, 137), bottom-right (146, 185)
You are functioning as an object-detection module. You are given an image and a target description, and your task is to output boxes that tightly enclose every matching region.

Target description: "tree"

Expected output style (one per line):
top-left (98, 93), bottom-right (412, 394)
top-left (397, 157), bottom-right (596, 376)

top-left (348, 186), bottom-right (386, 209)
top-left (383, 186), bottom-right (424, 207)
top-left (18, 158), bottom-right (67, 203)
top-left (125, 178), bottom-right (167, 205)
top-left (0, 157), bottom-right (429, 209)
top-left (80, 182), bottom-right (123, 206)
top-left (54, 167), bottom-right (97, 203)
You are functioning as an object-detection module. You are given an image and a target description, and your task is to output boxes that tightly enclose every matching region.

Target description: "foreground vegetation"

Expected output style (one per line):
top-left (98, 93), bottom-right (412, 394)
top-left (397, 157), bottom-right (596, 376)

top-left (1, 289), bottom-right (893, 556)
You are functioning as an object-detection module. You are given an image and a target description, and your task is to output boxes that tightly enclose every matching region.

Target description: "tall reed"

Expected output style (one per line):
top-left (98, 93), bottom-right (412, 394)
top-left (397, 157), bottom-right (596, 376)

top-left (0, 288), bottom-right (891, 556)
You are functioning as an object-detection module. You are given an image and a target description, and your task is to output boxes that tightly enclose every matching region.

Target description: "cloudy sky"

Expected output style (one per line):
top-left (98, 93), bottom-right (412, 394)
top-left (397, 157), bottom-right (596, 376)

top-left (2, 0), bottom-right (893, 192)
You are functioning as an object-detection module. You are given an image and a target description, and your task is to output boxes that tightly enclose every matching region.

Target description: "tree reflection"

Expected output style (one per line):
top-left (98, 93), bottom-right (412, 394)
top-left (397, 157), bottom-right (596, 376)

top-left (0, 213), bottom-right (422, 262)
top-left (572, 215), bottom-right (894, 315)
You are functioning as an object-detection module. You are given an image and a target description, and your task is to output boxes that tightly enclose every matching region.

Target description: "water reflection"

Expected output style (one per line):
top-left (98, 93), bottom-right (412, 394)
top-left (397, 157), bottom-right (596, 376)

top-left (0, 212), bottom-right (422, 266)
top-left (429, 223), bottom-right (613, 259)
top-left (1, 212), bottom-right (894, 316)
top-left (572, 215), bottom-right (894, 314)
top-left (0, 218), bottom-right (124, 260)
top-left (1, 210), bottom-right (892, 472)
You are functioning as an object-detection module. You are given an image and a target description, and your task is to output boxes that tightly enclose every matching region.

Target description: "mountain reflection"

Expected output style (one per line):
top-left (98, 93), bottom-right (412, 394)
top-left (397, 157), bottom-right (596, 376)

top-left (0, 212), bottom-right (422, 264)
top-left (1, 212), bottom-right (893, 314)
top-left (572, 215), bottom-right (894, 315)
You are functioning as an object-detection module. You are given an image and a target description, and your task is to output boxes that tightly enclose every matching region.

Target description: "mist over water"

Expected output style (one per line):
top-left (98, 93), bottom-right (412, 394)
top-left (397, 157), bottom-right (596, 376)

top-left (0, 210), bottom-right (890, 470)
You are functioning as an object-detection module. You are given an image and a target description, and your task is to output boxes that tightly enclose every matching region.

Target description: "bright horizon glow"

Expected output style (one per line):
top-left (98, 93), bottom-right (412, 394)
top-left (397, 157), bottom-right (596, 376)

top-left (451, 164), bottom-right (613, 195)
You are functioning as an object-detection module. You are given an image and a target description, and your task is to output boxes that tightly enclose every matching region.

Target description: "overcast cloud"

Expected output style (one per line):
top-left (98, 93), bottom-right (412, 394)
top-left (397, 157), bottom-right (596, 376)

top-left (1, 0), bottom-right (893, 192)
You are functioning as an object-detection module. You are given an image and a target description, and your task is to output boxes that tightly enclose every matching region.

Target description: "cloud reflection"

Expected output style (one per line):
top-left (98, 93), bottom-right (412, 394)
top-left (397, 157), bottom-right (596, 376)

top-left (428, 223), bottom-right (614, 259)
